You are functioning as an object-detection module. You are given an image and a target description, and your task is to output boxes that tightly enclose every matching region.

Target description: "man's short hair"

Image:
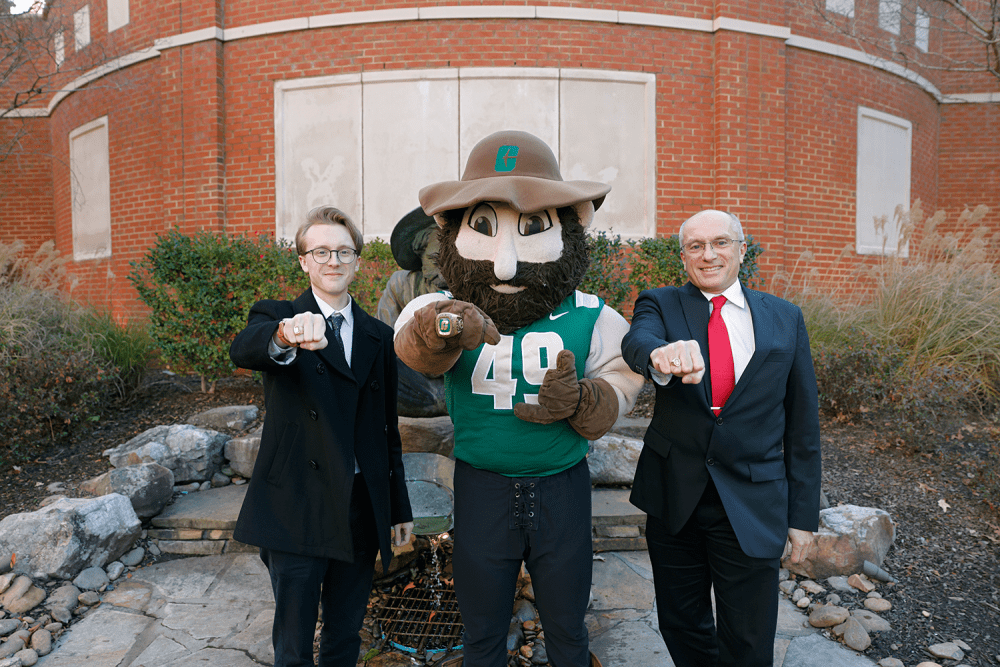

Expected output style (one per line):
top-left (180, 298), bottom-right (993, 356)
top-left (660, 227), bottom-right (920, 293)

top-left (296, 206), bottom-right (364, 256)
top-left (678, 210), bottom-right (744, 246)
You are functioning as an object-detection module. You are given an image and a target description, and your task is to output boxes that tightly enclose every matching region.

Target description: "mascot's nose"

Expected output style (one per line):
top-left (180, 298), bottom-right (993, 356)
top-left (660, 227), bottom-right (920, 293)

top-left (492, 226), bottom-right (518, 281)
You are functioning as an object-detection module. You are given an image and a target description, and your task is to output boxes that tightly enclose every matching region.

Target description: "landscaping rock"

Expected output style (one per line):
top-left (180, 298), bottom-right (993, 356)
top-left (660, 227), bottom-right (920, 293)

top-left (186, 405), bottom-right (258, 431)
top-left (72, 567), bottom-right (109, 591)
top-left (0, 495), bottom-right (140, 580)
top-left (809, 605), bottom-right (849, 627)
top-left (79, 463), bottom-right (174, 520)
top-left (104, 424), bottom-right (229, 483)
top-left (927, 642), bottom-right (965, 661)
top-left (851, 609), bottom-right (892, 633)
top-left (223, 427), bottom-right (262, 479)
top-left (398, 416), bottom-right (455, 457)
top-left (842, 616), bottom-right (872, 651)
top-left (782, 505), bottom-right (895, 579)
top-left (586, 434), bottom-right (643, 485)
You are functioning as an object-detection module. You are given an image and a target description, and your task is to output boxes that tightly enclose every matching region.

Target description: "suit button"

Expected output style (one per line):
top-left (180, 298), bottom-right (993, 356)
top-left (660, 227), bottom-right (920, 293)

top-left (316, 363), bottom-right (325, 374)
top-left (308, 460), bottom-right (319, 470)
top-left (309, 410), bottom-right (318, 420)
top-left (716, 417), bottom-right (724, 425)
top-left (707, 458), bottom-right (715, 466)
top-left (370, 380), bottom-right (380, 391)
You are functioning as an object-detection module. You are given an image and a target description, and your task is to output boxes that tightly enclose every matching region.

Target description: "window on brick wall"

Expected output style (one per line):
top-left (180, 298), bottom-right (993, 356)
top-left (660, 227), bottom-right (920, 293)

top-left (108, 0), bottom-right (129, 32)
top-left (856, 106), bottom-right (911, 256)
top-left (54, 31), bottom-right (64, 68)
top-left (69, 116), bottom-right (112, 260)
top-left (74, 5), bottom-right (90, 50)
top-left (825, 0), bottom-right (854, 18)
top-left (915, 7), bottom-right (930, 51)
top-left (878, 0), bottom-right (901, 34)
top-left (274, 68), bottom-right (657, 241)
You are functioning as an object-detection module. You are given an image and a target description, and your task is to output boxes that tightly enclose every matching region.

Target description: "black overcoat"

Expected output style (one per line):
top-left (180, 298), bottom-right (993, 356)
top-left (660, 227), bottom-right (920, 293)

top-left (621, 281), bottom-right (822, 559)
top-left (229, 289), bottom-right (412, 567)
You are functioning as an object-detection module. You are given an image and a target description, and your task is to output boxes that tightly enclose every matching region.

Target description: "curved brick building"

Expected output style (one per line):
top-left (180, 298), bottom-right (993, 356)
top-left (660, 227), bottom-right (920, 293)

top-left (1, 0), bottom-right (997, 318)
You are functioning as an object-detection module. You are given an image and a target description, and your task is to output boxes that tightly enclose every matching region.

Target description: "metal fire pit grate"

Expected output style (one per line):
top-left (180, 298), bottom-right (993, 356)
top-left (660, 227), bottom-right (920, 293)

top-left (374, 585), bottom-right (464, 655)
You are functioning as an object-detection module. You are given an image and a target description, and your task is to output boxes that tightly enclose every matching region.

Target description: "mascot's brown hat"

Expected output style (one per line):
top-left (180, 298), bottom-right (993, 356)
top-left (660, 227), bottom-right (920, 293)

top-left (419, 130), bottom-right (610, 216)
top-left (389, 207), bottom-right (436, 271)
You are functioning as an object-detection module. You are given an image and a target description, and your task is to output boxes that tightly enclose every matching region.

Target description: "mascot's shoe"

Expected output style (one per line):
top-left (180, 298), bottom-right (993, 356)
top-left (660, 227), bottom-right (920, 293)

top-left (437, 651), bottom-right (602, 666)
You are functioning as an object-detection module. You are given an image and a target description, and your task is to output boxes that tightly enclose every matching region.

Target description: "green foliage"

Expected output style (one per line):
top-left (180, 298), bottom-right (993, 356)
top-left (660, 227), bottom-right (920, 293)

top-left (77, 310), bottom-right (155, 400)
top-left (354, 238), bottom-right (396, 315)
top-left (581, 231), bottom-right (632, 313)
top-left (129, 228), bottom-right (307, 392)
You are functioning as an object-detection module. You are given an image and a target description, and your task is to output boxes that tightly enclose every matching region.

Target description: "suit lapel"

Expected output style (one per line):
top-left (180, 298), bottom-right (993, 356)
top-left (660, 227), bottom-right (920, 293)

top-left (679, 282), bottom-right (712, 408)
top-left (725, 288), bottom-right (773, 408)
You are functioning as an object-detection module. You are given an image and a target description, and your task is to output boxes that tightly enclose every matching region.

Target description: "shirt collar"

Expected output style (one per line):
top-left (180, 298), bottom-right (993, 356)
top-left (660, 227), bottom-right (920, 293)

top-left (312, 290), bottom-right (354, 326)
top-left (699, 282), bottom-right (747, 310)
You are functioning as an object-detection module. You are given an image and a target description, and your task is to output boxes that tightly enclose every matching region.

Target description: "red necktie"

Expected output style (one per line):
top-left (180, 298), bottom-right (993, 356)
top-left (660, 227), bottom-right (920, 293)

top-left (708, 295), bottom-right (735, 416)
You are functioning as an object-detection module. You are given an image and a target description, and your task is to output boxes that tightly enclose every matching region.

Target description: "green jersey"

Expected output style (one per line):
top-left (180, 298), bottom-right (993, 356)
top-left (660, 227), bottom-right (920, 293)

top-left (445, 291), bottom-right (604, 476)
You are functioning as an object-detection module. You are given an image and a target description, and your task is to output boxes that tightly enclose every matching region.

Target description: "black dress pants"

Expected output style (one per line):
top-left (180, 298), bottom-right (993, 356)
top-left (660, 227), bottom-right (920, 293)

top-left (645, 480), bottom-right (780, 667)
top-left (260, 473), bottom-right (378, 667)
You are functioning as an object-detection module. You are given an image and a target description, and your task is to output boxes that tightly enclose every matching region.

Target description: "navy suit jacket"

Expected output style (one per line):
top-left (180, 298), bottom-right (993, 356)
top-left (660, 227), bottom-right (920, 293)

top-left (229, 289), bottom-right (412, 566)
top-left (621, 282), bottom-right (821, 559)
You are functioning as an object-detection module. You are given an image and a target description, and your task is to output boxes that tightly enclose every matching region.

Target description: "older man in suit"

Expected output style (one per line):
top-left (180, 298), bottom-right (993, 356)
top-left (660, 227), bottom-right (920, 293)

top-left (230, 206), bottom-right (413, 667)
top-left (621, 209), bottom-right (821, 667)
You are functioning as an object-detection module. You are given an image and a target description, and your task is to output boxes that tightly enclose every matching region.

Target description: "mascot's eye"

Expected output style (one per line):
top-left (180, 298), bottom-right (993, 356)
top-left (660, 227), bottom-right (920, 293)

top-left (468, 204), bottom-right (498, 237)
top-left (518, 211), bottom-right (553, 236)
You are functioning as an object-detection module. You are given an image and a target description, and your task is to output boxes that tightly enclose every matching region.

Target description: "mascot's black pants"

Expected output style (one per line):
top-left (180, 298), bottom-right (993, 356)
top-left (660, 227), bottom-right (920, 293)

top-left (452, 458), bottom-right (592, 667)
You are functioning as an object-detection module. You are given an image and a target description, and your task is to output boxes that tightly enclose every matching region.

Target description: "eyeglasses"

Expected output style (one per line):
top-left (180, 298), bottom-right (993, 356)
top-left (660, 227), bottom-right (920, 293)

top-left (303, 247), bottom-right (358, 264)
top-left (681, 237), bottom-right (743, 256)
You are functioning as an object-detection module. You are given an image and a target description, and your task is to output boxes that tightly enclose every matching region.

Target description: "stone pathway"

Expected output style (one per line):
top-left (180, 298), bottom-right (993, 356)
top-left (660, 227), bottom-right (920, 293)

top-left (34, 486), bottom-right (877, 667)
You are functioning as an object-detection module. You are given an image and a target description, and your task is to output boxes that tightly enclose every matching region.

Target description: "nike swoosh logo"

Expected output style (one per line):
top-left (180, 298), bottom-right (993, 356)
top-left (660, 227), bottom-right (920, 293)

top-left (549, 312), bottom-right (568, 320)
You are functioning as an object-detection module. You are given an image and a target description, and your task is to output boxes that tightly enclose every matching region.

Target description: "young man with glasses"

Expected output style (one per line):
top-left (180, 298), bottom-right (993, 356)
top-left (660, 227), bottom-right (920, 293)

top-left (621, 209), bottom-right (821, 667)
top-left (230, 205), bottom-right (413, 667)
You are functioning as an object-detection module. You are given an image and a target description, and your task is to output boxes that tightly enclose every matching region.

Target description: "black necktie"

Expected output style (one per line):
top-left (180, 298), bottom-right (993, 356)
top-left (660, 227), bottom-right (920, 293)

top-left (327, 312), bottom-right (346, 363)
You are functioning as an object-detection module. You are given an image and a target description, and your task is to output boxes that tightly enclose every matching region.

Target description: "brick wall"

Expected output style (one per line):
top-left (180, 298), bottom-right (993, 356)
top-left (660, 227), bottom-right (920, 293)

top-left (0, 0), bottom-right (996, 320)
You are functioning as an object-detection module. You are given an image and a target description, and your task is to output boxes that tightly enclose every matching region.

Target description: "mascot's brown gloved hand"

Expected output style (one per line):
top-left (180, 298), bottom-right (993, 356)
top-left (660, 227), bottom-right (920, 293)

top-left (395, 299), bottom-right (501, 376)
top-left (513, 350), bottom-right (620, 440)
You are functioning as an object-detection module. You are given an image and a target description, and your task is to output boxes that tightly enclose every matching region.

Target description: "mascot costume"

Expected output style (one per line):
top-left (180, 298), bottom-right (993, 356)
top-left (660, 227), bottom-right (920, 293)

top-left (394, 130), bottom-right (643, 667)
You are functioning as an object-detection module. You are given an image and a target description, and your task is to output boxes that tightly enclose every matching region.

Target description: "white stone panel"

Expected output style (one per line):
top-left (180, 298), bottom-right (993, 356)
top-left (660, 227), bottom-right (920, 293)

top-left (107, 0), bottom-right (129, 32)
top-left (560, 70), bottom-right (656, 238)
top-left (274, 74), bottom-right (363, 243)
top-left (459, 68), bottom-right (560, 171)
top-left (74, 5), bottom-right (90, 50)
top-left (361, 70), bottom-right (459, 240)
top-left (856, 106), bottom-right (911, 256)
top-left (69, 116), bottom-right (111, 260)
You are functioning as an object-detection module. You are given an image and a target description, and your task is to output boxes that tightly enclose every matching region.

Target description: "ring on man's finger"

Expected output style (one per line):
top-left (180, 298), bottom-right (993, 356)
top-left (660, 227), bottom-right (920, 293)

top-left (670, 358), bottom-right (681, 367)
top-left (293, 326), bottom-right (302, 335)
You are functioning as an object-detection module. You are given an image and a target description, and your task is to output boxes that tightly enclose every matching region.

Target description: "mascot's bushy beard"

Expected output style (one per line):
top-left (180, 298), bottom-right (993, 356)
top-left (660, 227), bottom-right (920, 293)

top-left (436, 206), bottom-right (590, 335)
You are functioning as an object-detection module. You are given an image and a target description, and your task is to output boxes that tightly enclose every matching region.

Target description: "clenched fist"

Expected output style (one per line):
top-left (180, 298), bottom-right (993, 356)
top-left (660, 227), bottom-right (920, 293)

top-left (395, 299), bottom-right (501, 376)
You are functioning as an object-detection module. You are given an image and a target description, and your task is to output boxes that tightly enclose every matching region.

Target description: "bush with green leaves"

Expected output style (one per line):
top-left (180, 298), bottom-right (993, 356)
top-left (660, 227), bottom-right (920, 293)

top-left (354, 238), bottom-right (397, 315)
top-left (581, 231), bottom-right (633, 313)
top-left (129, 229), bottom-right (308, 392)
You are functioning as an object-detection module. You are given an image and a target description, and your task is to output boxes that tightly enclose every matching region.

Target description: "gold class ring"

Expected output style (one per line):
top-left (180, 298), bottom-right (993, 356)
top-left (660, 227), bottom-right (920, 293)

top-left (670, 358), bottom-right (681, 367)
top-left (436, 312), bottom-right (464, 338)
top-left (293, 326), bottom-right (302, 335)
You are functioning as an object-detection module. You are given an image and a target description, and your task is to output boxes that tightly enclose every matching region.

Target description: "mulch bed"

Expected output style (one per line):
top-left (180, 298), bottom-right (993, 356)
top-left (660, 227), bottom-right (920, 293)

top-left (2, 375), bottom-right (999, 665)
